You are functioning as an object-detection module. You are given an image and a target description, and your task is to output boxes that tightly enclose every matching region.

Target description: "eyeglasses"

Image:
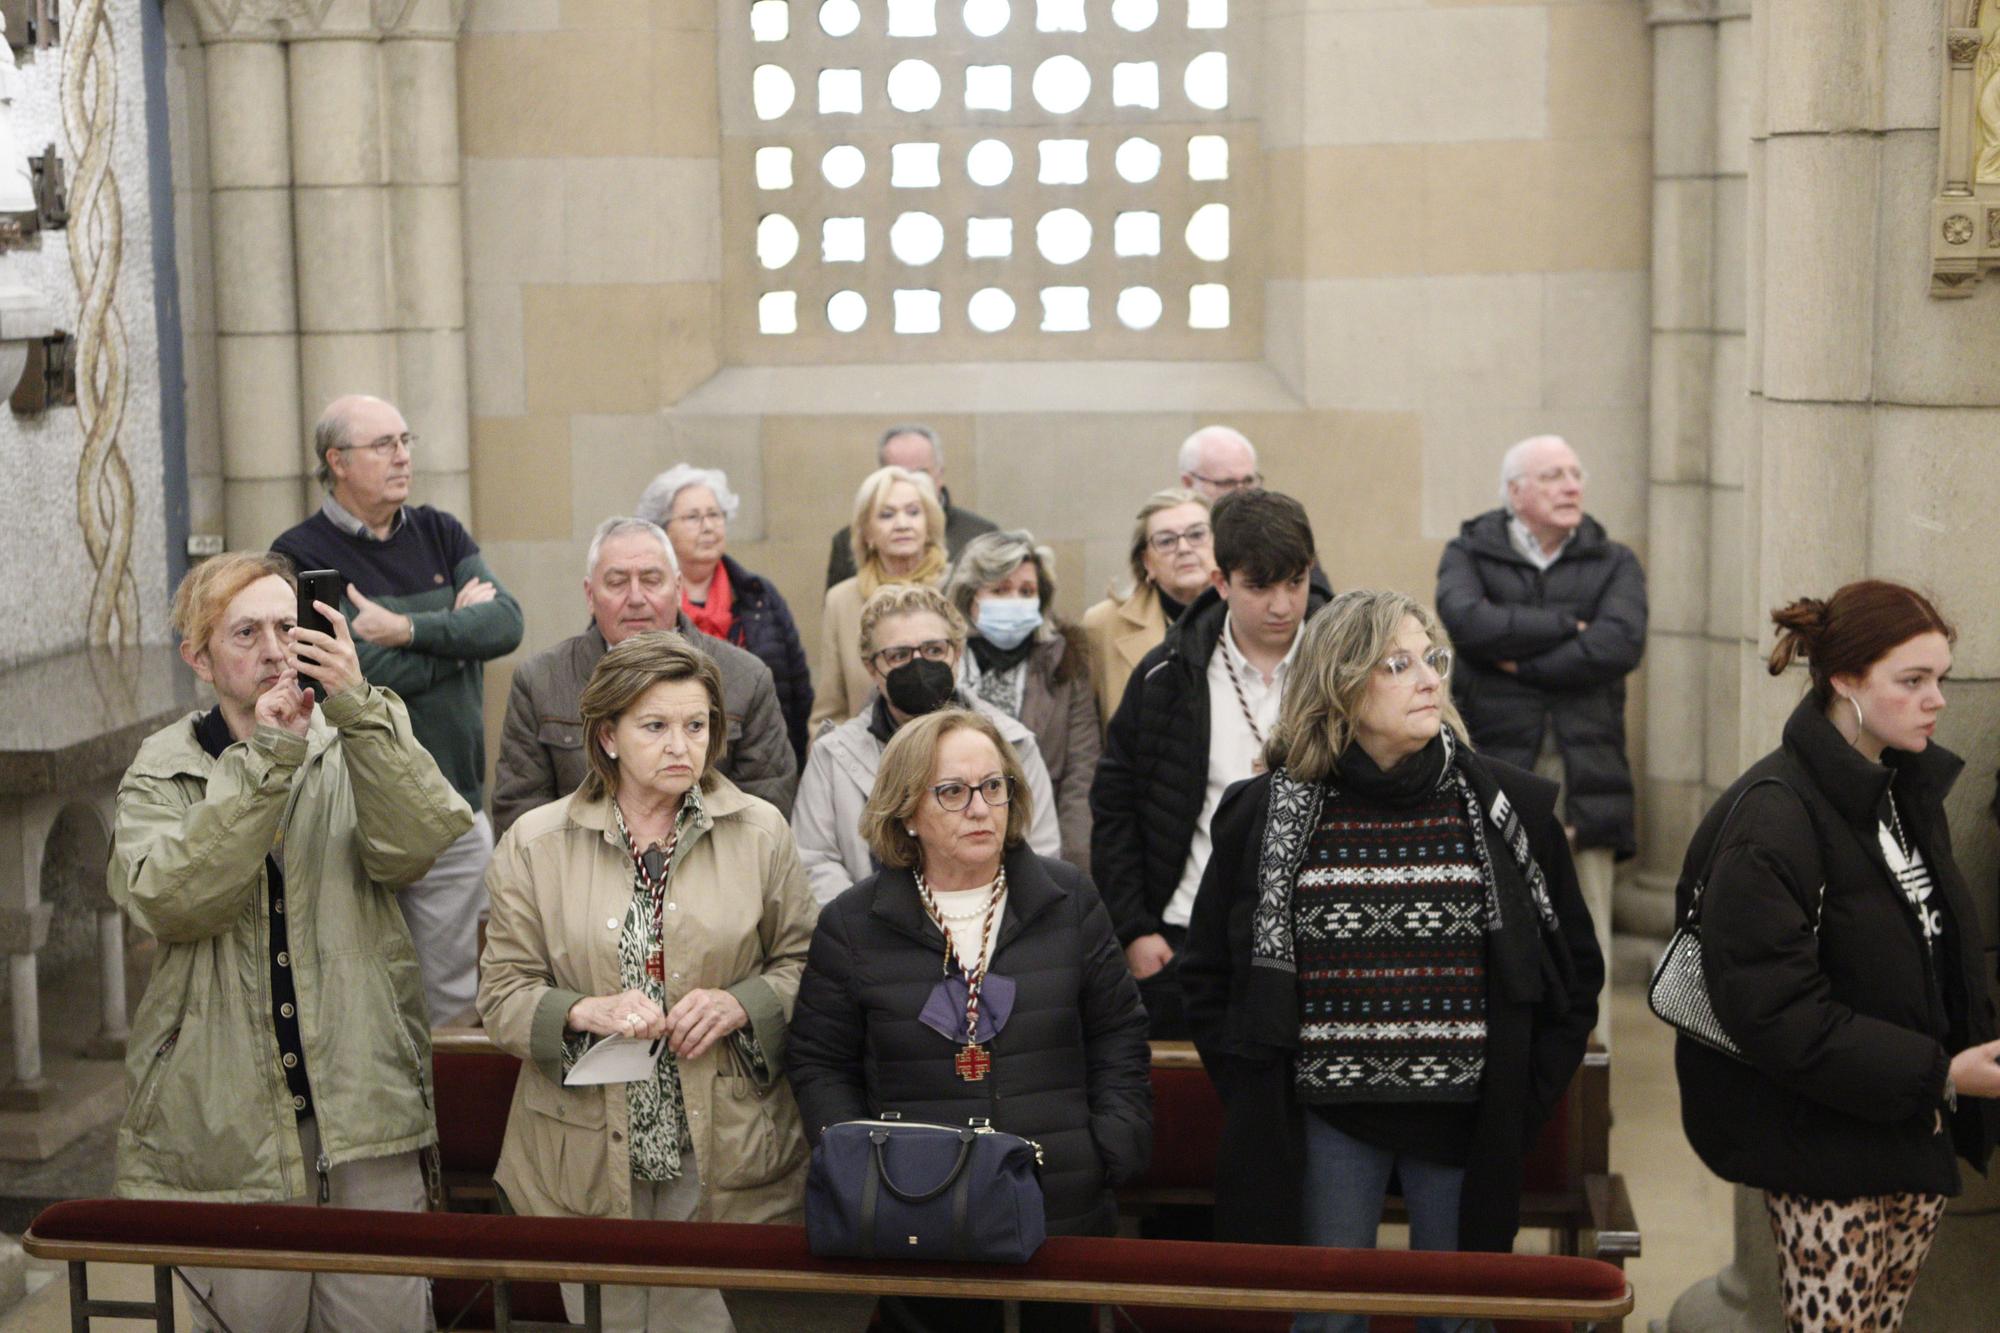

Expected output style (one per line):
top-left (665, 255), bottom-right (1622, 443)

top-left (1380, 647), bottom-right (1453, 680)
top-left (1147, 523), bottom-right (1214, 555)
top-left (931, 775), bottom-right (1014, 813)
top-left (1530, 465), bottom-right (1586, 486)
top-left (868, 639), bottom-right (954, 670)
top-left (669, 509), bottom-right (728, 529)
top-left (334, 432), bottom-right (417, 458)
top-left (1188, 471), bottom-right (1262, 492)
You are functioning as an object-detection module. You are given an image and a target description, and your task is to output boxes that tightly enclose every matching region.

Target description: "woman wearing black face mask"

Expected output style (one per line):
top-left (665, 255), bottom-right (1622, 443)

top-left (791, 584), bottom-right (1064, 906)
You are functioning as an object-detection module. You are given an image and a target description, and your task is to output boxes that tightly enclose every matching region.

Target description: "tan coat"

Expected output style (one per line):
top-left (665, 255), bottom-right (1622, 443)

top-left (1080, 584), bottom-right (1168, 734)
top-left (478, 777), bottom-right (818, 1224)
top-left (809, 576), bottom-right (870, 735)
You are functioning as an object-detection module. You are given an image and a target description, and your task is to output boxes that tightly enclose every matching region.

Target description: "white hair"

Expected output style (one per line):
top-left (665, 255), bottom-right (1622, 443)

top-left (1177, 424), bottom-right (1257, 477)
top-left (637, 465), bottom-right (741, 529)
top-left (584, 517), bottom-right (677, 579)
top-left (879, 424), bottom-right (942, 467)
top-left (1497, 434), bottom-right (1570, 510)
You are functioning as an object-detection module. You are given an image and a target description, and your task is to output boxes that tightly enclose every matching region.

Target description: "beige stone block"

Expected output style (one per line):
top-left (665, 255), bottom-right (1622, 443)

top-left (227, 476), bottom-right (313, 550)
top-left (409, 470), bottom-right (471, 522)
top-left (1652, 21), bottom-right (1717, 180)
top-left (564, 0), bottom-right (652, 25)
top-left (390, 185), bottom-right (467, 328)
top-left (1260, 10), bottom-right (1308, 151)
top-left (190, 472), bottom-right (226, 541)
top-left (1714, 15), bottom-right (1752, 177)
top-left (1549, 2), bottom-right (1651, 141)
top-left (1705, 484), bottom-right (1744, 643)
top-left (521, 285), bottom-right (664, 414)
top-left (971, 413), bottom-right (1197, 542)
top-left (1741, 138), bottom-right (1764, 394)
top-left (563, 158), bottom-right (722, 285)
top-left (481, 540), bottom-right (589, 662)
top-left (295, 187), bottom-right (392, 333)
top-left (1708, 333), bottom-right (1750, 487)
top-left (1880, 0), bottom-right (1939, 132)
top-left (1869, 405), bottom-right (2000, 675)
top-left (1301, 277), bottom-right (1426, 410)
top-left (1738, 640), bottom-right (1795, 764)
top-left (1755, 400), bottom-right (1870, 613)
top-left (1292, 144), bottom-right (1426, 277)
top-left (1647, 483), bottom-right (1707, 635)
top-left (1639, 776), bottom-right (1708, 883)
top-left (1546, 136), bottom-right (1652, 272)
top-left (212, 188), bottom-right (298, 335)
top-left (1420, 141), bottom-right (1547, 275)
top-left (1650, 331), bottom-right (1712, 483)
top-left (1645, 632), bottom-right (1707, 784)
top-left (1542, 270), bottom-right (1648, 409)
top-left (397, 330), bottom-right (472, 473)
top-left (659, 283), bottom-right (723, 405)
top-left (205, 42), bottom-right (291, 190)
top-left (466, 0), bottom-right (560, 32)
top-left (1265, 278), bottom-right (1307, 401)
top-left (1079, 537), bottom-right (1134, 615)
top-left (467, 284), bottom-right (527, 417)
top-left (652, 30), bottom-right (721, 157)
top-left (298, 334), bottom-right (397, 439)
top-left (460, 33), bottom-right (657, 158)
top-left (1759, 135), bottom-right (1878, 404)
top-left (1266, 149), bottom-right (1305, 279)
top-left (218, 334), bottom-right (304, 478)
top-left (1703, 636), bottom-right (1743, 791)
top-left (1762, 0), bottom-right (1881, 136)
top-left (1870, 132), bottom-right (2000, 407)
top-left (1649, 177), bottom-right (1713, 333)
top-left (569, 413), bottom-right (765, 540)
top-left (288, 40), bottom-right (382, 187)
top-left (383, 38), bottom-right (462, 185)
top-left (1422, 273), bottom-right (1544, 409)
top-left (473, 416), bottom-right (574, 541)
top-left (182, 334), bottom-right (223, 477)
top-left (462, 157), bottom-right (566, 285)
top-left (1302, 6), bottom-right (1548, 146)
top-left (1711, 173), bottom-right (1747, 335)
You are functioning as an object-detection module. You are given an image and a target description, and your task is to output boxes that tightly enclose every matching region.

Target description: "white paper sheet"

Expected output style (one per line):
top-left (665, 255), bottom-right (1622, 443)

top-left (562, 1034), bottom-right (664, 1086)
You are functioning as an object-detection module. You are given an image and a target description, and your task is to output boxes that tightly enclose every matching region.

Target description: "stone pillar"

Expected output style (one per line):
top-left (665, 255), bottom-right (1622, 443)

top-left (1671, 2), bottom-right (2000, 1326)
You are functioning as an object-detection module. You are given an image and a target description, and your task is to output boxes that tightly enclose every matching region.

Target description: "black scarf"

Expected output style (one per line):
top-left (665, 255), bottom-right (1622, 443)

top-left (1157, 588), bottom-right (1188, 624)
top-left (967, 632), bottom-right (1036, 676)
top-left (1333, 734), bottom-right (1451, 808)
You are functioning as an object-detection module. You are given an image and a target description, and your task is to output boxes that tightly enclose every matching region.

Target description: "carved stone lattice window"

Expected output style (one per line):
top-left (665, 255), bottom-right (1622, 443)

top-left (719, 0), bottom-right (1261, 360)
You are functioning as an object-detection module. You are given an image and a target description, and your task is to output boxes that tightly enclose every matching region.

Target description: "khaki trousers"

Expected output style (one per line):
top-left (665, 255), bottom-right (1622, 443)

top-left (185, 1117), bottom-right (430, 1333)
top-left (1534, 737), bottom-right (1614, 1050)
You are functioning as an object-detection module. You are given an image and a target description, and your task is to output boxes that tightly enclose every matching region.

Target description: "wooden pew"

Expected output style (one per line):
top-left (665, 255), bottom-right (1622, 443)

top-left (24, 1198), bottom-right (1634, 1333)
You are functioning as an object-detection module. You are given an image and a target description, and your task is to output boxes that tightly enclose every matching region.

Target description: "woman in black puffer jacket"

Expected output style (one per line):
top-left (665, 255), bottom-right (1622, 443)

top-left (788, 708), bottom-right (1151, 1333)
top-left (1675, 580), bottom-right (2000, 1332)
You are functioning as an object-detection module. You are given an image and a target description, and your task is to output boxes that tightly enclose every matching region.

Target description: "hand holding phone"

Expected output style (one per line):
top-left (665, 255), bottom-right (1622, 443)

top-left (293, 570), bottom-right (348, 701)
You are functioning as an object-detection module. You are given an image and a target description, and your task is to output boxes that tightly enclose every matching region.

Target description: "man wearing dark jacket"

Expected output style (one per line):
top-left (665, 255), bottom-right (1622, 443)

top-left (1434, 434), bottom-right (1645, 1043)
top-left (824, 424), bottom-right (996, 587)
top-left (1090, 490), bottom-right (1329, 1038)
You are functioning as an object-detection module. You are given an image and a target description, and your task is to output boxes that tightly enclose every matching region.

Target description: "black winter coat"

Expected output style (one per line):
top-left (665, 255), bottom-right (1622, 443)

top-left (1435, 511), bottom-right (1646, 857)
top-left (786, 847), bottom-right (1154, 1236)
top-left (1089, 580), bottom-right (1331, 944)
top-left (1179, 757), bottom-right (1603, 1252)
top-left (717, 555), bottom-right (815, 765)
top-left (1674, 696), bottom-right (1997, 1199)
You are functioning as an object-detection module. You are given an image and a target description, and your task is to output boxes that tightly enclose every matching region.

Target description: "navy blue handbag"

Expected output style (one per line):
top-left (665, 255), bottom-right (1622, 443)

top-left (804, 1116), bottom-right (1047, 1263)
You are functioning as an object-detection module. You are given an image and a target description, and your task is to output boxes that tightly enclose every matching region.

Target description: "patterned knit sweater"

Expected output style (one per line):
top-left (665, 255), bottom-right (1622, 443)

top-left (1293, 783), bottom-right (1489, 1106)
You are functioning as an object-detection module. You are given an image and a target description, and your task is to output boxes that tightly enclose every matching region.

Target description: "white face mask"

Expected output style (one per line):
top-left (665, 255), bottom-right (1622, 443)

top-left (975, 597), bottom-right (1042, 650)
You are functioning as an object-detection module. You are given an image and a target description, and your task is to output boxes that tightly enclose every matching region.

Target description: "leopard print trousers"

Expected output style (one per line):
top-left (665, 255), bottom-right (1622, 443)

top-left (1763, 1190), bottom-right (1948, 1332)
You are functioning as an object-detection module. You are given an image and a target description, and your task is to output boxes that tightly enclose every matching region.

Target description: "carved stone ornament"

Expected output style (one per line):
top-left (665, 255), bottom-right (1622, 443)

top-left (184, 0), bottom-right (465, 40)
top-left (1929, 3), bottom-right (2000, 295)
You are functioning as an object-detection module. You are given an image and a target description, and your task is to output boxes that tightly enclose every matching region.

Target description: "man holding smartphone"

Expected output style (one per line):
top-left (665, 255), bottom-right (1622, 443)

top-left (272, 394), bottom-right (524, 1026)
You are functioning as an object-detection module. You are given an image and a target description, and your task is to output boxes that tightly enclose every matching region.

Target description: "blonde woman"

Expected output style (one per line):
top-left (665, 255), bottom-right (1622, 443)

top-left (810, 465), bottom-right (949, 733)
top-left (1180, 590), bottom-right (1602, 1331)
top-left (1079, 488), bottom-right (1215, 729)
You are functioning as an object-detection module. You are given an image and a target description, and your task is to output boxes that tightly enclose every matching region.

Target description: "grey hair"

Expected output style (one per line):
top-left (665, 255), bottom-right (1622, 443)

top-left (584, 516), bottom-right (677, 579)
top-left (312, 408), bottom-right (351, 487)
top-left (1498, 434), bottom-right (1568, 510)
top-left (636, 464), bottom-right (741, 528)
top-left (1177, 424), bottom-right (1257, 478)
top-left (878, 423), bottom-right (942, 467)
top-left (944, 529), bottom-right (1059, 644)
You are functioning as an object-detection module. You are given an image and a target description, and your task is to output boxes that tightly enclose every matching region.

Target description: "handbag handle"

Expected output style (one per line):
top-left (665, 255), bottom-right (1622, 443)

top-left (1686, 776), bottom-right (1824, 931)
top-left (869, 1127), bottom-right (977, 1205)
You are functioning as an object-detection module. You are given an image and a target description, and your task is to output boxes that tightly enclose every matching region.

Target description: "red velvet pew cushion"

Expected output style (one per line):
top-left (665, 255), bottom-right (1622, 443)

top-left (433, 1048), bottom-right (518, 1176)
top-left (29, 1201), bottom-right (1625, 1307)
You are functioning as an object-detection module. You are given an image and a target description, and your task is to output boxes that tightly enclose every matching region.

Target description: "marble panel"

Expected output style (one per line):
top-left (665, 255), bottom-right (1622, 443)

top-left (1542, 269), bottom-right (1649, 410)
top-left (472, 417), bottom-right (574, 542)
top-left (1301, 6), bottom-right (1548, 146)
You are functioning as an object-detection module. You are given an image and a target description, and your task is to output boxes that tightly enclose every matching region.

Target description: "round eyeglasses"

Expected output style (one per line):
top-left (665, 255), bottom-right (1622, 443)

top-left (1381, 647), bottom-right (1453, 680)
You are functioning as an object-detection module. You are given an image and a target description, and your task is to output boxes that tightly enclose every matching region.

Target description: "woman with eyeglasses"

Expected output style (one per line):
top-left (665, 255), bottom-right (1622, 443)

top-left (1080, 489), bottom-right (1216, 734)
top-left (639, 464), bottom-right (815, 765)
top-left (1180, 591), bottom-right (1602, 1330)
top-left (791, 583), bottom-right (1061, 906)
top-left (788, 707), bottom-right (1152, 1332)
top-left (945, 531), bottom-right (1101, 868)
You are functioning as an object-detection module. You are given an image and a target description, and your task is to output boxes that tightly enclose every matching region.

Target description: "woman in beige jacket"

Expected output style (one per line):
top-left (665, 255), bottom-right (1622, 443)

top-left (480, 632), bottom-right (818, 1333)
top-left (1079, 488), bottom-right (1215, 730)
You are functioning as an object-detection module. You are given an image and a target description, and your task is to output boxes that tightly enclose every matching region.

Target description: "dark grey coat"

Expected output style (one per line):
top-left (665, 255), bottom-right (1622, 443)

top-left (491, 618), bottom-right (798, 835)
top-left (1435, 510), bottom-right (1647, 857)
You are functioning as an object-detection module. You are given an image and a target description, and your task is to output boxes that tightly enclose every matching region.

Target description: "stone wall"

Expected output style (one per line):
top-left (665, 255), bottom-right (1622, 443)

top-left (0, 0), bottom-right (170, 669)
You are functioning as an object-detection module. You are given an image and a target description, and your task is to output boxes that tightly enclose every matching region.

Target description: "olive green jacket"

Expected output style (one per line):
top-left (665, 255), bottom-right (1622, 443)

top-left (110, 684), bottom-right (474, 1200)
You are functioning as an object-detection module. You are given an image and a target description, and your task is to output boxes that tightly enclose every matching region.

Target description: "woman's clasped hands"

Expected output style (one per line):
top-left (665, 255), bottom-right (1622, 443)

top-left (567, 987), bottom-right (749, 1060)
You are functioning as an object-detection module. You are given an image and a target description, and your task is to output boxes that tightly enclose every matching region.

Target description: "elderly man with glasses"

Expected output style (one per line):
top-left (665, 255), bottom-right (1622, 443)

top-left (272, 393), bottom-right (523, 1026)
top-left (1433, 434), bottom-right (1647, 1045)
top-left (1176, 424), bottom-right (1263, 499)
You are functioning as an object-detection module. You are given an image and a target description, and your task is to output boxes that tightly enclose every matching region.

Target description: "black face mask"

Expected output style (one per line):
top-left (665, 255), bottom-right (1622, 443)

top-left (884, 657), bottom-right (958, 716)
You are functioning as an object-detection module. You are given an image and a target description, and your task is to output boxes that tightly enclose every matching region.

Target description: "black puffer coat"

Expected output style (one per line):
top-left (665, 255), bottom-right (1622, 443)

top-left (1435, 510), bottom-right (1646, 857)
top-left (717, 555), bottom-right (814, 765)
top-left (1675, 696), bottom-right (1998, 1199)
top-left (786, 847), bottom-right (1153, 1236)
top-left (1089, 580), bottom-right (1331, 944)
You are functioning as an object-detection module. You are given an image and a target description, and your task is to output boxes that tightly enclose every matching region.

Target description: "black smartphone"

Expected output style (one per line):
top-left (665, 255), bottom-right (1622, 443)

top-left (294, 569), bottom-right (344, 699)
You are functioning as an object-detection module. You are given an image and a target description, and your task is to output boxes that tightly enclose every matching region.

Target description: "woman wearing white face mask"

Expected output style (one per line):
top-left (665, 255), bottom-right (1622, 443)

top-left (945, 531), bottom-right (1101, 867)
